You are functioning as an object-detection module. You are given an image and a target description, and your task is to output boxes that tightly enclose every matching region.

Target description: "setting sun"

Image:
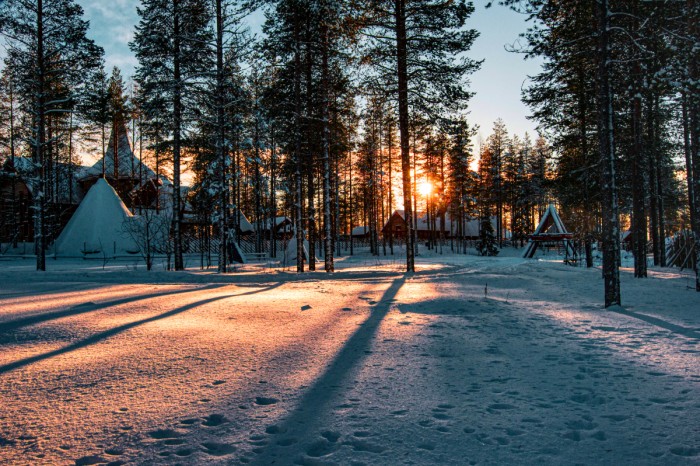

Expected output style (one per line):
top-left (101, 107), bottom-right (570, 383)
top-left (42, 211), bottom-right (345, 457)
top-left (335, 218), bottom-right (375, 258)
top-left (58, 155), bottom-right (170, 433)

top-left (418, 180), bottom-right (432, 197)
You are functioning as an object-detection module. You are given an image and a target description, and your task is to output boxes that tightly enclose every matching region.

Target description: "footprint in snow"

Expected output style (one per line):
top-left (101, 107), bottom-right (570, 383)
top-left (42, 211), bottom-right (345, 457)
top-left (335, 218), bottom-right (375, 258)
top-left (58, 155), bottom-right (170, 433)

top-left (75, 455), bottom-right (106, 465)
top-left (344, 439), bottom-right (385, 453)
top-left (601, 414), bottom-right (630, 422)
top-left (276, 437), bottom-right (298, 446)
top-left (670, 446), bottom-right (699, 457)
top-left (495, 437), bottom-right (510, 446)
top-left (266, 424), bottom-right (287, 434)
top-left (174, 448), bottom-right (193, 457)
top-left (565, 419), bottom-right (597, 430)
top-left (561, 430), bottom-right (582, 442)
top-left (321, 431), bottom-right (341, 443)
top-left (305, 439), bottom-right (337, 457)
top-left (104, 447), bottom-right (123, 456)
top-left (487, 403), bottom-right (516, 411)
top-left (249, 434), bottom-right (268, 447)
top-left (201, 442), bottom-right (236, 456)
top-left (148, 428), bottom-right (182, 440)
top-left (164, 439), bottom-right (185, 446)
top-left (202, 413), bottom-right (228, 426)
top-left (255, 396), bottom-right (279, 406)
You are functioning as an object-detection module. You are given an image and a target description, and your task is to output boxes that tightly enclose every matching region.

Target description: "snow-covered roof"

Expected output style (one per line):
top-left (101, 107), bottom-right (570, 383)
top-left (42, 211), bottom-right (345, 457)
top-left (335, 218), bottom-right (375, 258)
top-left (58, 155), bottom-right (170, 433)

top-left (237, 211), bottom-right (254, 233)
top-left (80, 121), bottom-right (170, 186)
top-left (2, 156), bottom-right (86, 204)
top-left (352, 225), bottom-right (371, 236)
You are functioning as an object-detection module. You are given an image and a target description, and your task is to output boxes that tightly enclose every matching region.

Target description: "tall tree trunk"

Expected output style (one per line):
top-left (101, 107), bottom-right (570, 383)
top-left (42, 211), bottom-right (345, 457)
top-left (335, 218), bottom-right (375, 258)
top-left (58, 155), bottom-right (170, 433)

top-left (655, 97), bottom-right (666, 267)
top-left (173, 0), bottom-right (184, 270)
top-left (270, 127), bottom-right (277, 259)
top-left (321, 14), bottom-right (333, 272)
top-left (294, 21), bottom-right (304, 272)
top-left (9, 77), bottom-right (18, 247)
top-left (395, 0), bottom-right (414, 272)
top-left (215, 0), bottom-right (228, 273)
top-left (334, 141), bottom-right (341, 257)
top-left (305, 36), bottom-right (316, 271)
top-left (647, 94), bottom-right (660, 266)
top-left (577, 67), bottom-right (593, 268)
top-left (597, 0), bottom-right (621, 307)
top-left (34, 0), bottom-right (46, 271)
top-left (688, 0), bottom-right (700, 290)
top-left (349, 151), bottom-right (354, 255)
top-left (683, 94), bottom-right (695, 234)
top-left (631, 59), bottom-right (647, 277)
top-left (388, 124), bottom-right (394, 255)
top-left (68, 112), bottom-right (74, 208)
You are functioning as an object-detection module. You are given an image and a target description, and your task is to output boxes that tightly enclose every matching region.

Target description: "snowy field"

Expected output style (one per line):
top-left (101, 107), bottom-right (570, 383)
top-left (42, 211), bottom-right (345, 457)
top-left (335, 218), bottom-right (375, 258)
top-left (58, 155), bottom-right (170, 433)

top-left (0, 249), bottom-right (698, 465)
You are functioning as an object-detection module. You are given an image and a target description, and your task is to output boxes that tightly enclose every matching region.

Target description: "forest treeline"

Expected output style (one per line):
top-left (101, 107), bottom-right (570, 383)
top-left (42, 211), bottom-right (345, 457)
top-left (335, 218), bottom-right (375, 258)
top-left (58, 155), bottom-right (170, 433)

top-left (0, 0), bottom-right (698, 306)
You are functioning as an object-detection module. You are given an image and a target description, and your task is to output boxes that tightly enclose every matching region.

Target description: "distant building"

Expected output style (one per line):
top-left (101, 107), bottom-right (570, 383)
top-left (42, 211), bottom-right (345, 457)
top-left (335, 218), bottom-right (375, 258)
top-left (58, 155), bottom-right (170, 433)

top-left (381, 210), bottom-right (493, 240)
top-left (0, 122), bottom-right (170, 247)
top-left (79, 121), bottom-right (171, 211)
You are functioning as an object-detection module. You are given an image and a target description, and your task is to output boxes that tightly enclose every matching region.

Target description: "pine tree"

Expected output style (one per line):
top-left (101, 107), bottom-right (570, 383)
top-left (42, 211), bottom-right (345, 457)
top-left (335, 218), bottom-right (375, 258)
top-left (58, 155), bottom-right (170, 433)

top-left (0, 0), bottom-right (103, 270)
top-left (446, 117), bottom-right (477, 254)
top-left (477, 210), bottom-right (499, 256)
top-left (361, 0), bottom-right (480, 272)
top-left (0, 68), bottom-right (22, 247)
top-left (131, 0), bottom-right (213, 271)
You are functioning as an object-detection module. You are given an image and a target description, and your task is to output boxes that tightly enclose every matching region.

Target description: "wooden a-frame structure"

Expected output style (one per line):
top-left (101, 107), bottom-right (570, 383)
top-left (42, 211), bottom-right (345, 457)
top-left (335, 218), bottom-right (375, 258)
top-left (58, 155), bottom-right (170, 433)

top-left (523, 204), bottom-right (576, 260)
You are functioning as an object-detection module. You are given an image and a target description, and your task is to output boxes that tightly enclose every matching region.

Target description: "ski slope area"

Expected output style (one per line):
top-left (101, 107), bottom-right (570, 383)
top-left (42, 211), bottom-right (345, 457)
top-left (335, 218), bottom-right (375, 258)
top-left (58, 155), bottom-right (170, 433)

top-left (0, 251), bottom-right (698, 465)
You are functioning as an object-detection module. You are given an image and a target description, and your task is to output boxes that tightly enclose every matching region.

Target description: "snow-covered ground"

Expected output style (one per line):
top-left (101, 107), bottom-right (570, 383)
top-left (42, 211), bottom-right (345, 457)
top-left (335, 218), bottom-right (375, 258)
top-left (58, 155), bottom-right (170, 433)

top-left (0, 249), bottom-right (698, 465)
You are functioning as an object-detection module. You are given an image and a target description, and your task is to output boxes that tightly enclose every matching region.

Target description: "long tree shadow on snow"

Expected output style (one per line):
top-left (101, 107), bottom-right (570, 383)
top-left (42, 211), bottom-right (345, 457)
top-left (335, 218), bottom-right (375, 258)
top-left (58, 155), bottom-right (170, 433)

top-left (0, 283), bottom-right (227, 335)
top-left (253, 276), bottom-right (406, 464)
top-left (0, 282), bottom-right (284, 375)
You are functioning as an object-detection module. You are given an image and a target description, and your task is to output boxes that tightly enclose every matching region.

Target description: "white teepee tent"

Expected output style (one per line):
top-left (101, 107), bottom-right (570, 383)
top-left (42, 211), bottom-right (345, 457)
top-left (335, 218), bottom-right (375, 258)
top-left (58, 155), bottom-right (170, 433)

top-left (54, 178), bottom-right (140, 257)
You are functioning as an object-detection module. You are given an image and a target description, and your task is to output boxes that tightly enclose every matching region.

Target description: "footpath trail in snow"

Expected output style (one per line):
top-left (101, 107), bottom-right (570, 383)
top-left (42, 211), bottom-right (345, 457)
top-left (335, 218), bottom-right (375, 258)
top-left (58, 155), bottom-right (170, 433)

top-left (0, 253), bottom-right (698, 465)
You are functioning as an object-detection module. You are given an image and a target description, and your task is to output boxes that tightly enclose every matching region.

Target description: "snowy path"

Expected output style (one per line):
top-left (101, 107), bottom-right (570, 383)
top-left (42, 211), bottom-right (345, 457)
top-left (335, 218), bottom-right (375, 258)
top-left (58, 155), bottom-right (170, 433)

top-left (0, 255), bottom-right (698, 465)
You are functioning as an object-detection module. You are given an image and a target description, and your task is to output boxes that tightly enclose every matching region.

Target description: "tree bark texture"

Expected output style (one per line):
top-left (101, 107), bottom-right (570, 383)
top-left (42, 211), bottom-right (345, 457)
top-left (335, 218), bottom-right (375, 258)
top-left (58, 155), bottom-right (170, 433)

top-left (395, 0), bottom-right (414, 272)
top-left (597, 0), bottom-right (621, 307)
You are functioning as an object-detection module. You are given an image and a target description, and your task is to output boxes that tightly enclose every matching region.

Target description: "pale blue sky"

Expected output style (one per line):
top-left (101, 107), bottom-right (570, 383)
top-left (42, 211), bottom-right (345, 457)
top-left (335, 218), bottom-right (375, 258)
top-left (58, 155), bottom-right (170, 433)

top-left (76, 0), bottom-right (542, 141)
